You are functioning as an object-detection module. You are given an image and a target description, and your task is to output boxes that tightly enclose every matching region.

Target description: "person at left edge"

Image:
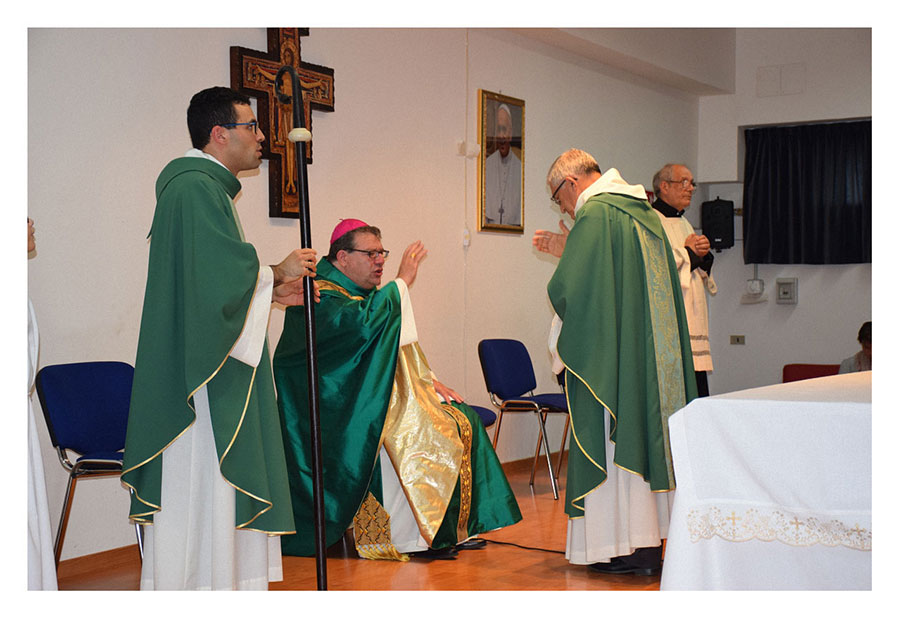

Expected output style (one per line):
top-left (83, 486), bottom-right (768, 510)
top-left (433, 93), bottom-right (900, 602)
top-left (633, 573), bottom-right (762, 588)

top-left (273, 219), bottom-right (521, 560)
top-left (28, 218), bottom-right (57, 590)
top-left (121, 86), bottom-right (318, 590)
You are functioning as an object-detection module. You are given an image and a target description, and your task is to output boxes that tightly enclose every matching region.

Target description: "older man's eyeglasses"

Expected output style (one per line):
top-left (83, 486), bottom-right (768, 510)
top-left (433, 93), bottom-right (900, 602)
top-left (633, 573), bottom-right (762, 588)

top-left (346, 249), bottom-right (390, 260)
top-left (665, 178), bottom-right (697, 189)
top-left (550, 179), bottom-right (567, 205)
top-left (221, 121), bottom-right (259, 133)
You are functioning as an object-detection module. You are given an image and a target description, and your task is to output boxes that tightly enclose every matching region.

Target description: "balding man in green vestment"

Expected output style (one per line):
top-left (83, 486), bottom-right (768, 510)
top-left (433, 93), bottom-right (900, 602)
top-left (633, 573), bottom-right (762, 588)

top-left (537, 149), bottom-right (697, 576)
top-left (274, 219), bottom-right (521, 561)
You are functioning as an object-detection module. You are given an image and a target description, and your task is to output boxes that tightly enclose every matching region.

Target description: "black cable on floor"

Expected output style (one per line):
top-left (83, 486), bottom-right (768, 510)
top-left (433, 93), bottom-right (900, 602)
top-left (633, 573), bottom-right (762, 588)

top-left (479, 538), bottom-right (566, 555)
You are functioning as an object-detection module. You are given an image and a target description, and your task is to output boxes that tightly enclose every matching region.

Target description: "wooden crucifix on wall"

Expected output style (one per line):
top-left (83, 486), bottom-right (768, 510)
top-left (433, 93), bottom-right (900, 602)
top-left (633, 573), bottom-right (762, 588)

top-left (231, 28), bottom-right (335, 218)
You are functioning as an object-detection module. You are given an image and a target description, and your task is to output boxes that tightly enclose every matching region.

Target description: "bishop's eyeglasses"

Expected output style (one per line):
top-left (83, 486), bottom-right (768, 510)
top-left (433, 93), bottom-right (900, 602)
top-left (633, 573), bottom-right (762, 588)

top-left (346, 249), bottom-right (390, 261)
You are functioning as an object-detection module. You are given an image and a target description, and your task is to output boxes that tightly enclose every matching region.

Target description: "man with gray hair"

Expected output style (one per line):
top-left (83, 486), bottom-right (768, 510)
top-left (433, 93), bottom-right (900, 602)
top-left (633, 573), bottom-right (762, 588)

top-left (539, 148), bottom-right (697, 575)
top-left (651, 163), bottom-right (716, 397)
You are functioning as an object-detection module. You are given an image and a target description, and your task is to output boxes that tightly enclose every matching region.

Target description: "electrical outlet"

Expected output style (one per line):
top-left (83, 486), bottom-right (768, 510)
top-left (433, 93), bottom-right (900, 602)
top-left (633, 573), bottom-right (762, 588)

top-left (730, 335), bottom-right (746, 345)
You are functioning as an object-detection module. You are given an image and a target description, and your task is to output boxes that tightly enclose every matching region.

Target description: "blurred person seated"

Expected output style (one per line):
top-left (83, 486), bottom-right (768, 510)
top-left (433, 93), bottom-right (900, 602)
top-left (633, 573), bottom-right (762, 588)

top-left (839, 321), bottom-right (871, 374)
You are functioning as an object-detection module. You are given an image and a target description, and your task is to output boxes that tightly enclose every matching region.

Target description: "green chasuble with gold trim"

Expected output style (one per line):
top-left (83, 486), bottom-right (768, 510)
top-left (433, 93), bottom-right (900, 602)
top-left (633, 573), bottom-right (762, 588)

top-left (121, 157), bottom-right (294, 534)
top-left (548, 191), bottom-right (697, 519)
top-left (274, 258), bottom-right (521, 557)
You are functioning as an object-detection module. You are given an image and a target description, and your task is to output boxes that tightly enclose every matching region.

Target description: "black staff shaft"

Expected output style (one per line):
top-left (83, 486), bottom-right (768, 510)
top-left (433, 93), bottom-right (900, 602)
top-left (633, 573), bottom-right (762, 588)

top-left (275, 65), bottom-right (327, 591)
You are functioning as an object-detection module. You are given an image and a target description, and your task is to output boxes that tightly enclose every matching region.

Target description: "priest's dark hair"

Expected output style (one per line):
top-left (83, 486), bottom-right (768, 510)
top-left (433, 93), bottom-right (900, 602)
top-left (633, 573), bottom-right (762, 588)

top-left (327, 226), bottom-right (382, 263)
top-left (187, 87), bottom-right (252, 149)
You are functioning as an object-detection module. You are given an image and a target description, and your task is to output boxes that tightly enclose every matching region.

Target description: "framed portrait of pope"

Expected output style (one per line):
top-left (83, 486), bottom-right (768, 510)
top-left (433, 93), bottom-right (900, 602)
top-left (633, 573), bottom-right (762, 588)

top-left (478, 90), bottom-right (525, 233)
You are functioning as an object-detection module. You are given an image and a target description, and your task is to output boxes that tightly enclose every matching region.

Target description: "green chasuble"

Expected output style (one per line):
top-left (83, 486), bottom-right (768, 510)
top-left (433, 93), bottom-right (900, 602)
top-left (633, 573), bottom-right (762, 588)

top-left (548, 191), bottom-right (697, 519)
top-left (274, 258), bottom-right (521, 557)
top-left (121, 157), bottom-right (294, 534)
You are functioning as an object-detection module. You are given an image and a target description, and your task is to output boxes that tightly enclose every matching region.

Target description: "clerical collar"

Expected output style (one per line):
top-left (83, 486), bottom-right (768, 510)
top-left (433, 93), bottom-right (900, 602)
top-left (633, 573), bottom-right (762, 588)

top-left (575, 168), bottom-right (648, 214)
top-left (185, 148), bottom-right (229, 171)
top-left (652, 198), bottom-right (684, 218)
top-left (317, 257), bottom-right (373, 298)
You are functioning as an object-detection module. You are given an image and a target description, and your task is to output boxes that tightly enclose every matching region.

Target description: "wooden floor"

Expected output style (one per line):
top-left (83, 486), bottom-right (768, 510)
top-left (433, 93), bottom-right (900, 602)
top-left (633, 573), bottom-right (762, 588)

top-left (57, 454), bottom-right (661, 591)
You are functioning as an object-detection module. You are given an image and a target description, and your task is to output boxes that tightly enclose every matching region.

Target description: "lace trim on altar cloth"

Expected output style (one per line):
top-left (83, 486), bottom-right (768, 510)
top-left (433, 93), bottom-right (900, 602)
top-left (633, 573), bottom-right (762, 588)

top-left (686, 506), bottom-right (871, 551)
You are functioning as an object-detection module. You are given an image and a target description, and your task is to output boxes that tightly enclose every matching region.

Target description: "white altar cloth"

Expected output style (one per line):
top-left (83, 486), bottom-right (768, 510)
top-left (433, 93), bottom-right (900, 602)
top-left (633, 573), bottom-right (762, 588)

top-left (660, 372), bottom-right (871, 590)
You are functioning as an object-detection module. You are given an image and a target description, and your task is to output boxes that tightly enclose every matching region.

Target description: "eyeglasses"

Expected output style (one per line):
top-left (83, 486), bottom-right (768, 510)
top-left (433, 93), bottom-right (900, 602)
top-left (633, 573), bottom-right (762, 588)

top-left (221, 121), bottom-right (259, 133)
top-left (550, 179), bottom-right (567, 205)
top-left (346, 248), bottom-right (390, 260)
top-left (664, 178), bottom-right (697, 189)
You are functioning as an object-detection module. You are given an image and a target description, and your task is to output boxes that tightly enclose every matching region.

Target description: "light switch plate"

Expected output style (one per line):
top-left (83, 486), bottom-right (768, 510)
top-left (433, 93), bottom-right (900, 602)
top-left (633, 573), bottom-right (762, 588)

top-left (776, 278), bottom-right (798, 304)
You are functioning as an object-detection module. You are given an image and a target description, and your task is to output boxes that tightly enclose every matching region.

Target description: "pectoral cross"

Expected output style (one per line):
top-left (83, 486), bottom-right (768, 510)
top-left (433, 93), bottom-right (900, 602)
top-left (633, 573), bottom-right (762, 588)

top-left (231, 28), bottom-right (335, 218)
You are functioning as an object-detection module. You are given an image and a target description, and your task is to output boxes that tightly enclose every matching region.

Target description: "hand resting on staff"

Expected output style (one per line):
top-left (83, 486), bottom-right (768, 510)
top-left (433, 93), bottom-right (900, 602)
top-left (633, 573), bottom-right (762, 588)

top-left (272, 247), bottom-right (318, 286)
top-left (273, 278), bottom-right (320, 306)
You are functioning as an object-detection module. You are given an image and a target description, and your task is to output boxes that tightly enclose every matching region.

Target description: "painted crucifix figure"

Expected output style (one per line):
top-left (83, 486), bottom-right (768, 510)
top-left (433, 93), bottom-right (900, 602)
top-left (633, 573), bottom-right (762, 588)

top-left (231, 28), bottom-right (335, 217)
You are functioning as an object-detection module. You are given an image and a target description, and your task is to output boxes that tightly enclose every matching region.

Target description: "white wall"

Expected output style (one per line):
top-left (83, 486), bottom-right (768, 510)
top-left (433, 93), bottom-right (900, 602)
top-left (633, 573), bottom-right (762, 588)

top-left (692, 28), bottom-right (872, 394)
top-left (699, 28), bottom-right (871, 182)
top-left (27, 27), bottom-right (870, 560)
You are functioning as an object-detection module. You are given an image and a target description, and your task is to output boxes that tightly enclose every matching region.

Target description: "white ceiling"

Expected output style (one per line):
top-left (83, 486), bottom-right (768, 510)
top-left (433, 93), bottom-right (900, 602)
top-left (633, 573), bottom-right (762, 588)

top-left (509, 28), bottom-right (737, 95)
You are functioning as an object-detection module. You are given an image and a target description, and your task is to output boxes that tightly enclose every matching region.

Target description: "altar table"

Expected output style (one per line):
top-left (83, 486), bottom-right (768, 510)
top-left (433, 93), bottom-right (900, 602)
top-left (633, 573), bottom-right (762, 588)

top-left (660, 372), bottom-right (871, 590)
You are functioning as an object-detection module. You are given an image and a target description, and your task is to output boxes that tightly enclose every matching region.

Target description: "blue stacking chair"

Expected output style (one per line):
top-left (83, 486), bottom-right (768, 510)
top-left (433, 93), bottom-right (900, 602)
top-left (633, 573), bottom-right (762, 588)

top-left (477, 339), bottom-right (570, 500)
top-left (34, 361), bottom-right (143, 566)
top-left (468, 405), bottom-right (497, 428)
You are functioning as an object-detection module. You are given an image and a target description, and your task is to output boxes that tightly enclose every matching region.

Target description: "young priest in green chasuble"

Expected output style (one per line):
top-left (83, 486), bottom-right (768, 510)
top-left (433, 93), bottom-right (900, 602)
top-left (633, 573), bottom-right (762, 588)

top-left (274, 219), bottom-right (521, 559)
top-left (121, 87), bottom-right (317, 590)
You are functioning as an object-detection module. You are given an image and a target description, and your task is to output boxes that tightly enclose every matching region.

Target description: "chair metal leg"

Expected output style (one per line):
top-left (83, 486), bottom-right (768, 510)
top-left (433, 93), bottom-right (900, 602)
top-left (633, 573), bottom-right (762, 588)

top-left (54, 474), bottom-right (77, 567)
top-left (491, 410), bottom-right (504, 448)
top-left (529, 412), bottom-right (544, 487)
top-left (554, 414), bottom-right (570, 481)
top-left (533, 410), bottom-right (559, 500)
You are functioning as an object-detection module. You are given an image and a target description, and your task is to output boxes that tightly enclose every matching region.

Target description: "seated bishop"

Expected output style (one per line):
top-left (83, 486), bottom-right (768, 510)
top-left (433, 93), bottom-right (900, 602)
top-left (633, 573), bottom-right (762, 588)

top-left (273, 218), bottom-right (522, 560)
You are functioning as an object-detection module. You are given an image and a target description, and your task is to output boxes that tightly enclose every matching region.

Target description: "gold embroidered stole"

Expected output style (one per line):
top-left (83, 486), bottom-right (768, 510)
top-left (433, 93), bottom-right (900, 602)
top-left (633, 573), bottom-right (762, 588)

top-left (382, 341), bottom-right (466, 544)
top-left (634, 224), bottom-right (687, 487)
top-left (352, 492), bottom-right (408, 561)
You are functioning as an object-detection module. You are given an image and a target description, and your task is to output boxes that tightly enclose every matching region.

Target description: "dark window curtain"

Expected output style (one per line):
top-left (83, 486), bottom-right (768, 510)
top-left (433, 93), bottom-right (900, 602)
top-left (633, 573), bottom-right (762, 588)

top-left (743, 120), bottom-right (871, 264)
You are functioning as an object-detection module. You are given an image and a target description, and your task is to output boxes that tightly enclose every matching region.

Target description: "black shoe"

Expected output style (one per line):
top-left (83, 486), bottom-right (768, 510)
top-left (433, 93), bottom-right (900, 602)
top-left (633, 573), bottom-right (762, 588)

top-left (409, 547), bottom-right (459, 560)
top-left (588, 560), bottom-right (660, 576)
top-left (455, 538), bottom-right (487, 551)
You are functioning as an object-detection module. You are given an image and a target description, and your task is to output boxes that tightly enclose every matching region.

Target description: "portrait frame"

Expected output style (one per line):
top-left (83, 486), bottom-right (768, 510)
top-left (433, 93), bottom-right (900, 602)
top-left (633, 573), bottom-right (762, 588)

top-left (478, 90), bottom-right (525, 233)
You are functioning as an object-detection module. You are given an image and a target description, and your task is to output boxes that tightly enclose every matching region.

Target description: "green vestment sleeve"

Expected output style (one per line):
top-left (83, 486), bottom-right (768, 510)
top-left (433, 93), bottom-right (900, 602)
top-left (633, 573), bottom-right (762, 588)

top-left (121, 157), bottom-right (294, 534)
top-left (548, 193), bottom-right (696, 518)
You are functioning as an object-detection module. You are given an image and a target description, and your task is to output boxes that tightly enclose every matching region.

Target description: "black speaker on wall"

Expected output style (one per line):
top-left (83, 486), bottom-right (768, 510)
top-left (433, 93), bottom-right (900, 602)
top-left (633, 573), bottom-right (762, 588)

top-left (701, 198), bottom-right (734, 250)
